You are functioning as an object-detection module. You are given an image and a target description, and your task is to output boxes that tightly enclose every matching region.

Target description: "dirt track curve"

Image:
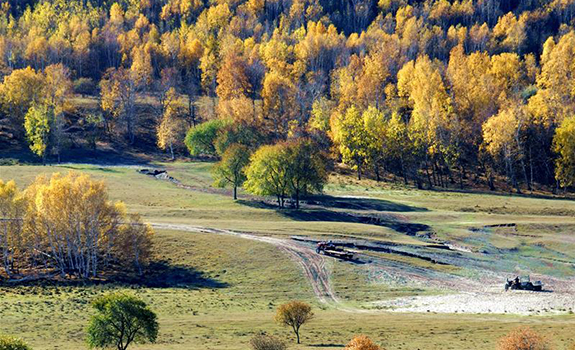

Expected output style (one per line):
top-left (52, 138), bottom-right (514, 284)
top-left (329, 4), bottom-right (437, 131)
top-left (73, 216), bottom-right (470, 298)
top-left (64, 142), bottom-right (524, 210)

top-left (151, 223), bottom-right (343, 307)
top-left (152, 222), bottom-right (575, 315)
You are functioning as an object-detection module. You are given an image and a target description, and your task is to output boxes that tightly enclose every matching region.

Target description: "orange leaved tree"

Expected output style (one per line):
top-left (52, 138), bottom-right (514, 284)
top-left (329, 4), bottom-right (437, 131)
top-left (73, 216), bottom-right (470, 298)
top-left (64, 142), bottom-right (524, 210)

top-left (345, 335), bottom-right (383, 350)
top-left (497, 327), bottom-right (552, 350)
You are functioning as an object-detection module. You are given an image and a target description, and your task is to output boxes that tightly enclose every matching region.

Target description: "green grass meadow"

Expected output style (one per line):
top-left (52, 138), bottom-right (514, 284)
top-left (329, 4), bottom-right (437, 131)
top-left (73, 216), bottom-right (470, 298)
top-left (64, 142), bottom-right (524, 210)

top-left (1, 163), bottom-right (575, 349)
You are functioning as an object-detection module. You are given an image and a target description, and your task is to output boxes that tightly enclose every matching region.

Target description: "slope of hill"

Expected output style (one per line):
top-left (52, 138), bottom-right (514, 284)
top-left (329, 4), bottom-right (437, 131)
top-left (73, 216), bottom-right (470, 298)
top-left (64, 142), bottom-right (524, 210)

top-left (2, 1), bottom-right (575, 193)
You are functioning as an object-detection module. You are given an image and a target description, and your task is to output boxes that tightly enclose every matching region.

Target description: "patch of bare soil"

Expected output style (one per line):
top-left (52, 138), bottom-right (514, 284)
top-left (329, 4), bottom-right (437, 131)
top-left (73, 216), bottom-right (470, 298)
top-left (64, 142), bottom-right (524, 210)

top-left (371, 288), bottom-right (575, 315)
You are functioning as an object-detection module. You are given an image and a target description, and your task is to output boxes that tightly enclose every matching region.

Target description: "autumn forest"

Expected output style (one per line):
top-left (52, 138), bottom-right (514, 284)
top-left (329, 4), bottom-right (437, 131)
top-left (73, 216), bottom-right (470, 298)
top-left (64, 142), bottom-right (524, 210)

top-left (2, 0), bottom-right (575, 193)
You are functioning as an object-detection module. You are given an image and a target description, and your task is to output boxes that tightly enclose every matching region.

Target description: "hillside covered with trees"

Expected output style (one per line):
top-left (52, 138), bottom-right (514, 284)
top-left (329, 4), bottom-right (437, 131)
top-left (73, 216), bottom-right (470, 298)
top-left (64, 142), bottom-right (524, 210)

top-left (2, 0), bottom-right (575, 193)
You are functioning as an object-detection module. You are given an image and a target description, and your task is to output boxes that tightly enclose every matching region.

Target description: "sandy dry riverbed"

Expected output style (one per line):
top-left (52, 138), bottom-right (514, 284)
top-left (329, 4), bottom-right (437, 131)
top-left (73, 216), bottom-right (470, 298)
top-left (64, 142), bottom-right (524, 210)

top-left (371, 283), bottom-right (575, 315)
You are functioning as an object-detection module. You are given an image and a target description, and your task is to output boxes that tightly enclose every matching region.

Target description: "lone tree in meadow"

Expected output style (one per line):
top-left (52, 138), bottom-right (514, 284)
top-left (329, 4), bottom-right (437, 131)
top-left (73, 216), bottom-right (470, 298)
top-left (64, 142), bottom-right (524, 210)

top-left (345, 335), bottom-right (383, 350)
top-left (212, 143), bottom-right (251, 200)
top-left (497, 327), bottom-right (552, 350)
top-left (0, 335), bottom-right (32, 350)
top-left (275, 301), bottom-right (313, 344)
top-left (87, 293), bottom-right (159, 350)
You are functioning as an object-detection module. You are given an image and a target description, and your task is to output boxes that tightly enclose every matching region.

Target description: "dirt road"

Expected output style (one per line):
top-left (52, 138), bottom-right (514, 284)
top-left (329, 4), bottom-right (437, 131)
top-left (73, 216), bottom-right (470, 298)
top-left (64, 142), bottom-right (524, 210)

top-left (153, 222), bottom-right (575, 315)
top-left (151, 223), bottom-right (340, 306)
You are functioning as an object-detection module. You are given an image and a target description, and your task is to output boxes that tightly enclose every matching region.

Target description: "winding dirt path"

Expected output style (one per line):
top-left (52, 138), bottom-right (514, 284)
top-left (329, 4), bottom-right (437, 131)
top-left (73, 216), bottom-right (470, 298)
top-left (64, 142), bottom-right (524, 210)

top-left (151, 223), bottom-right (342, 306)
top-left (152, 222), bottom-right (575, 315)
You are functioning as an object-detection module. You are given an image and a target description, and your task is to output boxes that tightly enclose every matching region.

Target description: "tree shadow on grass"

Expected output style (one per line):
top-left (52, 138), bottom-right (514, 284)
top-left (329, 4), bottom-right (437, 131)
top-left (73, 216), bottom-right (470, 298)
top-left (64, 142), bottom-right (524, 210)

top-left (0, 261), bottom-right (227, 290)
top-left (56, 165), bottom-right (123, 174)
top-left (114, 260), bottom-right (228, 289)
top-left (305, 194), bottom-right (427, 212)
top-left (237, 194), bottom-right (427, 212)
top-left (282, 210), bottom-right (431, 236)
top-left (237, 198), bottom-right (431, 236)
top-left (308, 344), bottom-right (346, 347)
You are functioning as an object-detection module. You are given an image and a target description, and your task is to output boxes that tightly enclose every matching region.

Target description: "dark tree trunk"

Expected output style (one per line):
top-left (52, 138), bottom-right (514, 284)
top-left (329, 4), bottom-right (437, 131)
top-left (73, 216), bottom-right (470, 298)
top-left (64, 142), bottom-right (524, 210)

top-left (295, 188), bottom-right (300, 209)
top-left (425, 162), bottom-right (433, 189)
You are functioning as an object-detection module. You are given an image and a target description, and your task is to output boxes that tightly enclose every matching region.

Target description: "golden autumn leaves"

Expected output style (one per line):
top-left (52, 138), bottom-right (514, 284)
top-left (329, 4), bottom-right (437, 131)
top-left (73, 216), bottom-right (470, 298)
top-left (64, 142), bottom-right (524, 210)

top-left (0, 64), bottom-right (72, 162)
top-left (0, 172), bottom-right (153, 280)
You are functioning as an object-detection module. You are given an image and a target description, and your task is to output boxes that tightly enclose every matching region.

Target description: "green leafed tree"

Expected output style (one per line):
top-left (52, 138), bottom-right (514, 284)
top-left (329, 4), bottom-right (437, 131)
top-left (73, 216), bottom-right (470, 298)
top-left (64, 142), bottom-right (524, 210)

top-left (184, 119), bottom-right (227, 157)
top-left (362, 106), bottom-right (387, 182)
top-left (244, 143), bottom-right (291, 207)
top-left (331, 106), bottom-right (369, 180)
top-left (214, 123), bottom-right (266, 156)
top-left (24, 104), bottom-right (54, 165)
top-left (284, 139), bottom-right (328, 208)
top-left (245, 140), bottom-right (326, 208)
top-left (385, 112), bottom-right (416, 186)
top-left (212, 144), bottom-right (251, 200)
top-left (87, 293), bottom-right (158, 350)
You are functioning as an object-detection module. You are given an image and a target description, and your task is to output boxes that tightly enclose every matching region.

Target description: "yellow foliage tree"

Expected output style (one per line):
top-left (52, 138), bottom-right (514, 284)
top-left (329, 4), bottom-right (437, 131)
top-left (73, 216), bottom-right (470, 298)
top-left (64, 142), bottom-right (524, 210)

top-left (397, 55), bottom-right (453, 158)
top-left (157, 87), bottom-right (186, 159)
top-left (447, 45), bottom-right (498, 141)
top-left (216, 52), bottom-right (252, 101)
top-left (0, 67), bottom-right (45, 129)
top-left (275, 301), bottom-right (313, 344)
top-left (482, 104), bottom-right (530, 191)
top-left (553, 115), bottom-right (575, 187)
top-left (398, 55), bottom-right (456, 188)
top-left (262, 70), bottom-right (297, 138)
top-left (0, 172), bottom-right (154, 280)
top-left (0, 180), bottom-right (26, 277)
top-left (529, 32), bottom-right (575, 127)
top-left (100, 67), bottom-right (138, 143)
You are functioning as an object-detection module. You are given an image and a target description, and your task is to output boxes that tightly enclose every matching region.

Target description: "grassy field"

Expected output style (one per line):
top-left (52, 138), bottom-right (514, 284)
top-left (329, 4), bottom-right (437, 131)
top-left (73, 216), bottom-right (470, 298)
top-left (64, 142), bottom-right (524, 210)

top-left (1, 163), bottom-right (575, 349)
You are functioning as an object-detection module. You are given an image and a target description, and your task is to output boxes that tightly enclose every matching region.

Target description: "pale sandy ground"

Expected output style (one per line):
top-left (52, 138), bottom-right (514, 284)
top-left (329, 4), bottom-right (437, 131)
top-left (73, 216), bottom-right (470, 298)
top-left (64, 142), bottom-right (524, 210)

top-left (371, 282), bottom-right (575, 315)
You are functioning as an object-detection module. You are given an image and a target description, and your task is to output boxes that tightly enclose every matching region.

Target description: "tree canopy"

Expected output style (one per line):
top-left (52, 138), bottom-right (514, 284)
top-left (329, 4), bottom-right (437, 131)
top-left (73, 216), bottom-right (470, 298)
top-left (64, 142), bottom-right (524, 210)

top-left (212, 143), bottom-right (251, 199)
top-left (0, 172), bottom-right (153, 280)
top-left (274, 301), bottom-right (314, 344)
top-left (87, 293), bottom-right (159, 350)
top-left (1, 0), bottom-right (575, 191)
top-left (244, 140), bottom-right (326, 208)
